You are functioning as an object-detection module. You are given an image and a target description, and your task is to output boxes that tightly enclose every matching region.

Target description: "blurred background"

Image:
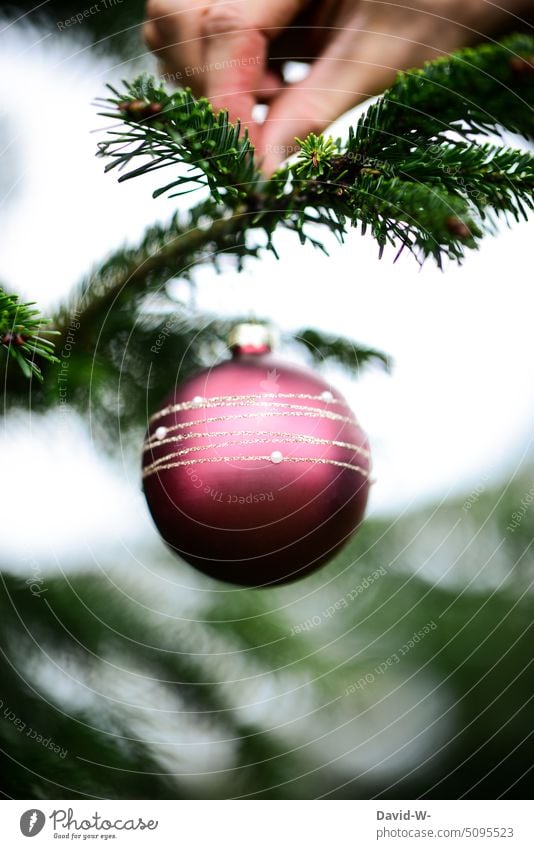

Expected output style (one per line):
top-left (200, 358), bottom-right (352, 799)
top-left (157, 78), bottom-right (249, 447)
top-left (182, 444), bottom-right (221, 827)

top-left (0, 1), bottom-right (533, 799)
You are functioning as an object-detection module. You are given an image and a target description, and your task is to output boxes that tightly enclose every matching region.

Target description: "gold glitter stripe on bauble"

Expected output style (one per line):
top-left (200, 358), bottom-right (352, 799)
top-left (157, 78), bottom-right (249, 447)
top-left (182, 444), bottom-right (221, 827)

top-left (144, 429), bottom-right (371, 455)
top-left (146, 409), bottom-right (360, 439)
top-left (142, 435), bottom-right (371, 476)
top-left (149, 392), bottom-right (345, 422)
top-left (144, 431), bottom-right (370, 457)
top-left (142, 454), bottom-right (371, 480)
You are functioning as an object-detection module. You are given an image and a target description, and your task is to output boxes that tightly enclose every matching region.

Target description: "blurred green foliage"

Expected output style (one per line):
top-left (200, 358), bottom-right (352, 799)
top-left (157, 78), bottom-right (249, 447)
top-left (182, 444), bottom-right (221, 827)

top-left (10, 0), bottom-right (146, 56)
top-left (1, 475), bottom-right (532, 799)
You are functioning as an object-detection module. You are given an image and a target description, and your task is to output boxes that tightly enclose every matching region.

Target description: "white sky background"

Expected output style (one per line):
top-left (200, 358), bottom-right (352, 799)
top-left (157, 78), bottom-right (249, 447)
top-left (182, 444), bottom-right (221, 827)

top-left (1, 20), bottom-right (534, 567)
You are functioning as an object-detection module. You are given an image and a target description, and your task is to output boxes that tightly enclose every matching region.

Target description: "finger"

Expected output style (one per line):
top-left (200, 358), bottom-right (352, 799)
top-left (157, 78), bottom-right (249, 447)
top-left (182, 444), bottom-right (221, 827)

top-left (199, 1), bottom-right (307, 135)
top-left (256, 69), bottom-right (284, 103)
top-left (260, 12), bottom-right (463, 172)
top-left (144, 0), bottom-right (207, 94)
top-left (142, 20), bottom-right (160, 52)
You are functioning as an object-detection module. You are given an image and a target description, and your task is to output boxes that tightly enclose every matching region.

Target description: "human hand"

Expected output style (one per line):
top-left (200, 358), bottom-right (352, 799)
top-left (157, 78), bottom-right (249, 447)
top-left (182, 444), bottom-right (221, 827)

top-left (144, 0), bottom-right (528, 172)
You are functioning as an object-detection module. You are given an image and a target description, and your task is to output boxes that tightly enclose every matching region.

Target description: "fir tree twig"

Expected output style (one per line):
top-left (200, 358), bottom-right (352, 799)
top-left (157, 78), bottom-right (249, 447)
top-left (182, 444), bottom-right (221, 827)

top-left (97, 34), bottom-right (534, 270)
top-left (0, 288), bottom-right (59, 381)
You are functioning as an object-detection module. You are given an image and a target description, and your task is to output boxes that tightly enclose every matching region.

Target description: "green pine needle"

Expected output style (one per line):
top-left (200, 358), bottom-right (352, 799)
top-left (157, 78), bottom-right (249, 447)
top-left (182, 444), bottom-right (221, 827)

top-left (294, 134), bottom-right (339, 179)
top-left (0, 288), bottom-right (59, 381)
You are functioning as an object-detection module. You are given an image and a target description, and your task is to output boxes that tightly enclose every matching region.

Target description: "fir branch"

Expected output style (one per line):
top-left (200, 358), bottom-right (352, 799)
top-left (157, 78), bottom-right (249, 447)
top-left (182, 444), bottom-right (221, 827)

top-left (97, 34), bottom-right (534, 269)
top-left (381, 33), bottom-right (534, 145)
top-left (9, 35), bottom-right (533, 394)
top-left (55, 206), bottom-right (255, 344)
top-left (0, 288), bottom-right (59, 381)
top-left (349, 175), bottom-right (481, 264)
top-left (295, 329), bottom-right (391, 372)
top-left (5, 257), bottom-right (388, 427)
top-left (98, 75), bottom-right (260, 205)
top-left (342, 33), bottom-right (534, 172)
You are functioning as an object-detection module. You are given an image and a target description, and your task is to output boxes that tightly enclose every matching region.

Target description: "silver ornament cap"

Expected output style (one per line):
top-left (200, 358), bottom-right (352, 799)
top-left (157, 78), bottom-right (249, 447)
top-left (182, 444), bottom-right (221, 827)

top-left (228, 322), bottom-right (276, 355)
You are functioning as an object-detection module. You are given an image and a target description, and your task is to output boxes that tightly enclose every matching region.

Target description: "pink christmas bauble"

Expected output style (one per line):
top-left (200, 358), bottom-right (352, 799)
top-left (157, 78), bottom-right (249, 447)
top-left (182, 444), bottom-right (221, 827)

top-left (142, 328), bottom-right (371, 586)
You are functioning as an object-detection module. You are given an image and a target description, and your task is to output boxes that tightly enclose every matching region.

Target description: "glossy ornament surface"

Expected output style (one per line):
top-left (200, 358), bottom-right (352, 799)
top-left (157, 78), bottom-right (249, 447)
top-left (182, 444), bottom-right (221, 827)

top-left (142, 327), bottom-right (371, 586)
